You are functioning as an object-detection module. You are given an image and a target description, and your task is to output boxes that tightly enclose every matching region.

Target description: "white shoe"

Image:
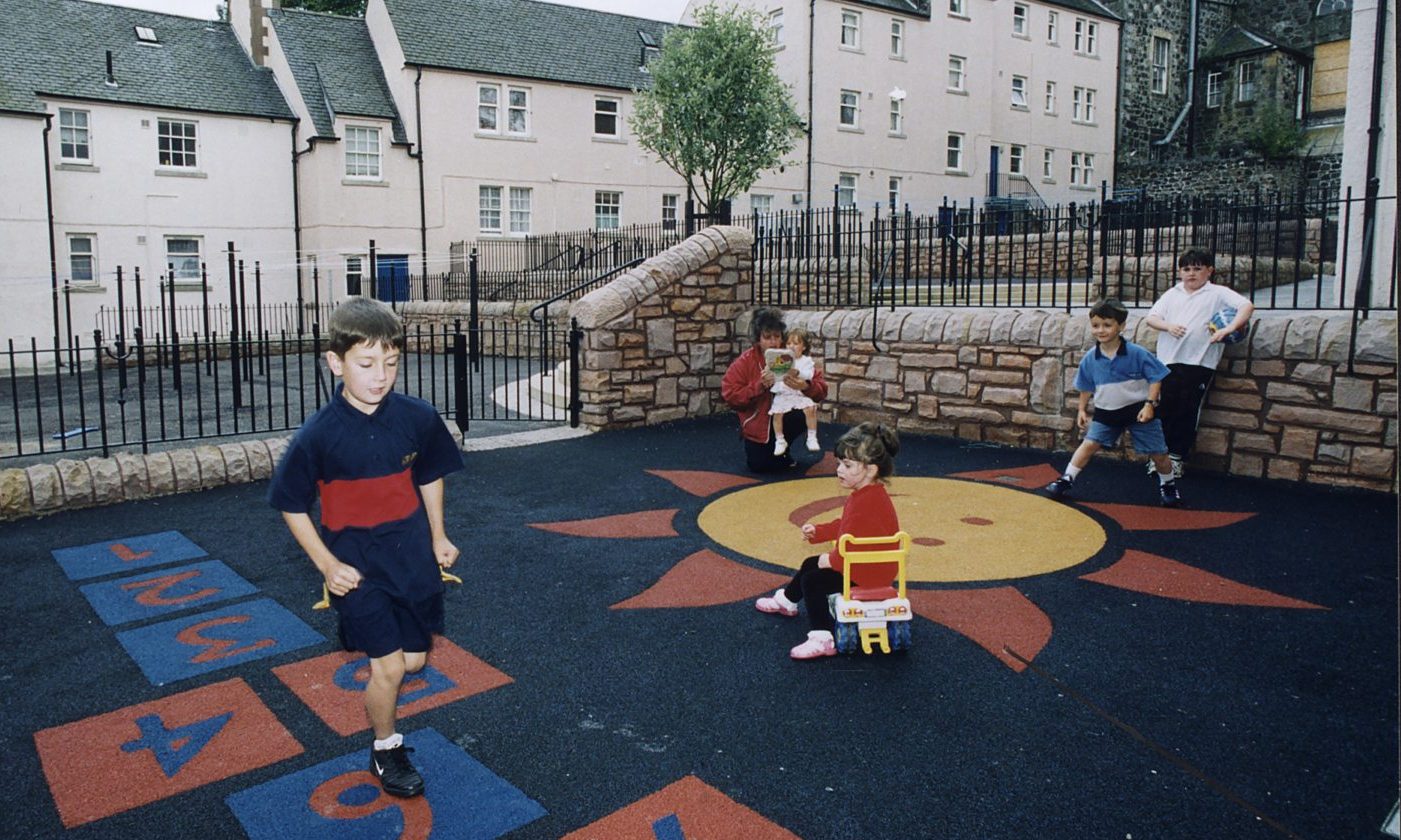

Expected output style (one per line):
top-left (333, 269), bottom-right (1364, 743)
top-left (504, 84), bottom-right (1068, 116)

top-left (755, 588), bottom-right (798, 617)
top-left (1170, 455), bottom-right (1185, 479)
top-left (790, 630), bottom-right (836, 660)
top-left (806, 435), bottom-right (820, 452)
top-left (773, 438), bottom-right (788, 456)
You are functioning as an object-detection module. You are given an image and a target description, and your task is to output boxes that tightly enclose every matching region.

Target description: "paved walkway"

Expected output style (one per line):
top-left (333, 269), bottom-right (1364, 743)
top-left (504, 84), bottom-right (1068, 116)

top-left (2, 416), bottom-right (1395, 839)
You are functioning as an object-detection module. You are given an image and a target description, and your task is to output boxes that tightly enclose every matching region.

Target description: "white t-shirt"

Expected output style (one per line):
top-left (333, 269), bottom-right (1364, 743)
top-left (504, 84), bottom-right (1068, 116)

top-left (1147, 281), bottom-right (1252, 368)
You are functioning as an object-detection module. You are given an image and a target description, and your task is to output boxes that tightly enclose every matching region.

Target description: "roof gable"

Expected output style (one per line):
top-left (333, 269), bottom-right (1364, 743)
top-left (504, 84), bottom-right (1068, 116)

top-left (269, 8), bottom-right (405, 141)
top-left (0, 0), bottom-right (292, 119)
top-left (384, 0), bottom-right (674, 91)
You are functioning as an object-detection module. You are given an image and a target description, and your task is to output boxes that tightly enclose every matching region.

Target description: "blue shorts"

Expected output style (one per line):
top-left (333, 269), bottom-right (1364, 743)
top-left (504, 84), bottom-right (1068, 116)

top-left (336, 587), bottom-right (443, 659)
top-left (1085, 418), bottom-right (1168, 455)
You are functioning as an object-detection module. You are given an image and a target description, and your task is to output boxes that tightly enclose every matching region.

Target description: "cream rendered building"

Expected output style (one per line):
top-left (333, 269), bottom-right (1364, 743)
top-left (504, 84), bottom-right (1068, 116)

top-left (691, 0), bottom-right (1121, 214)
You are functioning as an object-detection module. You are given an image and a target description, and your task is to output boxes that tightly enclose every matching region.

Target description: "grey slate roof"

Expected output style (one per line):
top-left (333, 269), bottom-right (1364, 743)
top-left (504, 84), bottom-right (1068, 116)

top-left (268, 8), bottom-right (406, 142)
top-left (0, 0), bottom-right (292, 119)
top-left (844, 0), bottom-right (932, 19)
top-left (383, 0), bottom-right (674, 91)
top-left (1041, 0), bottom-right (1121, 21)
top-left (1200, 24), bottom-right (1307, 62)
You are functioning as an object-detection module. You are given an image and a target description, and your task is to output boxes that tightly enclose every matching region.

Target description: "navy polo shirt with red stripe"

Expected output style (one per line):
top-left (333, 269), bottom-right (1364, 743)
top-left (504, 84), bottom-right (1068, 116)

top-left (268, 386), bottom-right (464, 612)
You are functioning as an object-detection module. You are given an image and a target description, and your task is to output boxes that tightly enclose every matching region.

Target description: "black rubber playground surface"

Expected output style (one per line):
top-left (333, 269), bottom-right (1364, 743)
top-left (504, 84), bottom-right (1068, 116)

top-left (1, 415), bottom-right (1396, 839)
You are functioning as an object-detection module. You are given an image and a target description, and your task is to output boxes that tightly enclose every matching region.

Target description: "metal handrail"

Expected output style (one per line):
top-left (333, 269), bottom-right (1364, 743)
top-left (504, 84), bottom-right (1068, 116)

top-left (528, 256), bottom-right (646, 323)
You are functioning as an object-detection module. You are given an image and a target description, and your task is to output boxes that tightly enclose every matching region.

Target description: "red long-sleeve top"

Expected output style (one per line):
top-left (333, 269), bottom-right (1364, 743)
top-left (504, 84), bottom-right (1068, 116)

top-left (808, 483), bottom-right (901, 588)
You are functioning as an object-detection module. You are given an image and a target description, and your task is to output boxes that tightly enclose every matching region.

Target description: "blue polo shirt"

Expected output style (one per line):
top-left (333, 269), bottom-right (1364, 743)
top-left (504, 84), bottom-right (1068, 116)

top-left (1073, 338), bottom-right (1169, 427)
top-left (268, 387), bottom-right (464, 611)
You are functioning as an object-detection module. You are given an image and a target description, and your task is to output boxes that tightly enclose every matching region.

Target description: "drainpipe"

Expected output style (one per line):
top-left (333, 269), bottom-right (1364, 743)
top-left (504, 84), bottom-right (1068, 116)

top-left (290, 120), bottom-right (307, 332)
top-left (1152, 0), bottom-right (1198, 155)
top-left (1353, 0), bottom-right (1389, 311)
top-left (805, 0), bottom-right (815, 208)
top-left (413, 66), bottom-right (428, 280)
top-left (42, 113), bottom-right (60, 342)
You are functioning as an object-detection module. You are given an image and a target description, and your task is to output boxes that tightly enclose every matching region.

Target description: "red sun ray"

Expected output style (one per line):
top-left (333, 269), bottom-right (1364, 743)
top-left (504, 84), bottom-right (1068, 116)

top-left (1080, 503), bottom-right (1256, 531)
top-left (529, 509), bottom-right (679, 539)
top-left (907, 587), bottom-right (1052, 672)
top-left (948, 463), bottom-right (1062, 488)
top-left (611, 549), bottom-right (790, 609)
top-left (645, 469), bottom-right (760, 497)
top-left (1081, 550), bottom-right (1326, 609)
top-left (806, 453), bottom-right (839, 476)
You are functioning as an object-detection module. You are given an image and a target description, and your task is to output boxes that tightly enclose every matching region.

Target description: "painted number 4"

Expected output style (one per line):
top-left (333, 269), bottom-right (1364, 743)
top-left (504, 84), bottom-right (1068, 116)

top-left (121, 711), bottom-right (233, 778)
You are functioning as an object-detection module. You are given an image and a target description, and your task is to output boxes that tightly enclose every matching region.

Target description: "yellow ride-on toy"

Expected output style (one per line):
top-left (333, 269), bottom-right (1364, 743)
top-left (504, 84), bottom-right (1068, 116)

top-left (830, 531), bottom-right (913, 654)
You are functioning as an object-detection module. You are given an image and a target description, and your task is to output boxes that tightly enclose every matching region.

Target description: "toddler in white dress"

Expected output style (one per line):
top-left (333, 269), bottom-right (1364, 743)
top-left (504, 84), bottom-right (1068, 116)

top-left (770, 327), bottom-right (820, 455)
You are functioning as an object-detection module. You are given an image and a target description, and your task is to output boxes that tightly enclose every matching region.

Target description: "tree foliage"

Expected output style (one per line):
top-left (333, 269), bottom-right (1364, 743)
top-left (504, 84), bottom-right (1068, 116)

top-left (630, 5), bottom-right (802, 214)
top-left (282, 0), bottom-right (366, 16)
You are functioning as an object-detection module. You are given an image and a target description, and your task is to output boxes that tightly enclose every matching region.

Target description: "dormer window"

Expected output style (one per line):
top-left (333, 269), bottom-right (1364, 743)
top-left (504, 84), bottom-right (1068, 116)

top-left (134, 26), bottom-right (158, 44)
top-left (639, 30), bottom-right (660, 67)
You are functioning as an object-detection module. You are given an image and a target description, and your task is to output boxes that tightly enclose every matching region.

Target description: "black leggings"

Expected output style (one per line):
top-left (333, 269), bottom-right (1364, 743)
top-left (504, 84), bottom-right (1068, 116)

top-left (1158, 364), bottom-right (1215, 459)
top-left (781, 555), bottom-right (843, 632)
top-left (744, 410), bottom-right (812, 473)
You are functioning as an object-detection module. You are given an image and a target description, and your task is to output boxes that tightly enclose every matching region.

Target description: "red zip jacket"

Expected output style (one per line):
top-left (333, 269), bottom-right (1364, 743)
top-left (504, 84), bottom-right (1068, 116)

top-left (720, 344), bottom-right (828, 444)
top-left (809, 483), bottom-right (901, 588)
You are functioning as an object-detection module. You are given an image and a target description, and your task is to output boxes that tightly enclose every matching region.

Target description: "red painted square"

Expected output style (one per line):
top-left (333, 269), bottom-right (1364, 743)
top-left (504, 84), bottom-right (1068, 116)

top-left (34, 677), bottom-right (302, 828)
top-left (272, 636), bottom-right (512, 736)
top-left (562, 775), bottom-right (802, 840)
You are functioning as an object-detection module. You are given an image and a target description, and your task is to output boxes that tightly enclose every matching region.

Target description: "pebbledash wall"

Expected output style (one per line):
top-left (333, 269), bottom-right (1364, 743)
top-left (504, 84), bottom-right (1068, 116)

top-left (0, 226), bottom-right (1394, 520)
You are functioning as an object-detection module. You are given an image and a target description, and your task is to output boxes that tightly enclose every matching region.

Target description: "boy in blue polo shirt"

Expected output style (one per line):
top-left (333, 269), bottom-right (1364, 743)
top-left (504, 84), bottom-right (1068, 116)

top-left (1044, 298), bottom-right (1182, 507)
top-left (269, 297), bottom-right (464, 798)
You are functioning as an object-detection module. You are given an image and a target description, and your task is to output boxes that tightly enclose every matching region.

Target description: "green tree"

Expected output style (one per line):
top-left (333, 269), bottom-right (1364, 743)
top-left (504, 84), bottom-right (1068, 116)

top-left (282, 0), bottom-right (366, 15)
top-left (1243, 103), bottom-right (1304, 160)
top-left (630, 5), bottom-right (802, 215)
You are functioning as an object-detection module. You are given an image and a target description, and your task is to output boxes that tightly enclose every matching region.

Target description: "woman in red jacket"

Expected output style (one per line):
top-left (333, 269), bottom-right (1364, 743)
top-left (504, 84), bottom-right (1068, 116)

top-left (755, 423), bottom-right (901, 659)
top-left (721, 308), bottom-right (828, 472)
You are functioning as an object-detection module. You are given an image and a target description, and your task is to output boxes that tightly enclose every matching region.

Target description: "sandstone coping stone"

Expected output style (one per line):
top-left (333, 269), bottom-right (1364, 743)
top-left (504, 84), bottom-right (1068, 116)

top-left (27, 463), bottom-right (61, 512)
top-left (148, 452), bottom-right (176, 496)
top-left (1283, 316), bottom-right (1325, 359)
top-left (89, 457), bottom-right (123, 506)
top-left (1010, 311), bottom-right (1048, 344)
top-left (1355, 315), bottom-right (1399, 363)
top-left (56, 458), bottom-right (95, 507)
top-left (988, 311), bottom-right (1020, 344)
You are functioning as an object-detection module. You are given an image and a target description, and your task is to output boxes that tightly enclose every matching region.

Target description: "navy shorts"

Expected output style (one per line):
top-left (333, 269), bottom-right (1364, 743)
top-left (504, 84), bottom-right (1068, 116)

top-left (336, 586), bottom-right (443, 659)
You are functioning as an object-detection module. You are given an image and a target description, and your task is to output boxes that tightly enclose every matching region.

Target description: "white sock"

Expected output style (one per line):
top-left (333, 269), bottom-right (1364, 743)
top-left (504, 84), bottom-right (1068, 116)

top-left (774, 588), bottom-right (797, 610)
top-left (1158, 470), bottom-right (1174, 484)
top-left (1064, 464), bottom-right (1082, 479)
top-left (808, 629), bottom-right (833, 642)
top-left (373, 733), bottom-right (403, 751)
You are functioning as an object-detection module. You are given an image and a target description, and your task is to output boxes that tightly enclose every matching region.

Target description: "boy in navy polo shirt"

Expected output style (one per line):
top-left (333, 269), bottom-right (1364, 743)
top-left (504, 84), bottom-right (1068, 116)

top-left (269, 297), bottom-right (464, 798)
top-left (1044, 299), bottom-right (1182, 507)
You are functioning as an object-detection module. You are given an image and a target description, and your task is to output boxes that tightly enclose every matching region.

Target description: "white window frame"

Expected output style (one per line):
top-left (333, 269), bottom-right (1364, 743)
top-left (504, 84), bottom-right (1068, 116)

top-left (750, 193), bottom-right (774, 215)
top-left (946, 132), bottom-right (965, 172)
top-left (509, 186), bottom-right (532, 234)
top-left (840, 9), bottom-right (861, 49)
top-left (1042, 148), bottom-right (1055, 181)
top-left (345, 256), bottom-right (364, 296)
top-left (165, 236), bottom-right (203, 281)
top-left (594, 96), bottom-right (621, 137)
top-left (890, 18), bottom-right (905, 57)
top-left (344, 125), bottom-right (382, 180)
top-left (948, 55), bottom-right (966, 91)
top-left (1152, 36), bottom-right (1172, 94)
top-left (477, 84), bottom-right (499, 132)
top-left (1011, 75), bottom-right (1028, 108)
top-left (506, 86), bottom-right (530, 135)
top-left (67, 234), bottom-right (97, 286)
top-left (1072, 86), bottom-right (1097, 123)
top-left (837, 172), bottom-right (858, 207)
top-left (1044, 80), bottom-right (1057, 113)
top-left (768, 9), bottom-right (784, 46)
top-left (1008, 144), bottom-right (1025, 175)
top-left (887, 175), bottom-right (902, 210)
top-left (1073, 18), bottom-right (1098, 55)
top-left (157, 118), bottom-right (197, 169)
top-left (1238, 60), bottom-right (1258, 102)
top-left (1047, 10), bottom-right (1059, 43)
top-left (889, 95), bottom-right (904, 134)
top-left (949, 0), bottom-right (966, 18)
top-left (58, 108), bottom-right (91, 164)
top-left (479, 185), bottom-right (503, 233)
top-left (662, 193), bottom-right (680, 229)
top-left (595, 190), bottom-right (621, 230)
top-left (1205, 71), bottom-right (1223, 108)
top-left (839, 89), bottom-right (860, 128)
top-left (1070, 151), bottom-right (1094, 186)
top-left (1012, 3), bottom-right (1029, 36)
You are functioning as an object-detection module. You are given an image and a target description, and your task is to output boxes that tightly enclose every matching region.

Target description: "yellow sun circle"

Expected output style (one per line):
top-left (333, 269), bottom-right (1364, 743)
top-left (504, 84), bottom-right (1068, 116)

top-left (697, 477), bottom-right (1107, 583)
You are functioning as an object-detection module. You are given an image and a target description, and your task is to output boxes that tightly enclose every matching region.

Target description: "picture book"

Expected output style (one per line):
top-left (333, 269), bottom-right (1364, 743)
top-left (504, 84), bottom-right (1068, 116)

top-left (764, 348), bottom-right (795, 376)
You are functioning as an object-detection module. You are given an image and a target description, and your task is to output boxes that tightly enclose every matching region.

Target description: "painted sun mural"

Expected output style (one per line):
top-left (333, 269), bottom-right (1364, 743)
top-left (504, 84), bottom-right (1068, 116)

top-left (529, 457), bottom-right (1322, 671)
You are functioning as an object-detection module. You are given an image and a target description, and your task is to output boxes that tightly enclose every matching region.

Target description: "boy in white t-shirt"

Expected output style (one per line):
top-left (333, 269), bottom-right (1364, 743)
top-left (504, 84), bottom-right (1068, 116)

top-left (1144, 250), bottom-right (1254, 477)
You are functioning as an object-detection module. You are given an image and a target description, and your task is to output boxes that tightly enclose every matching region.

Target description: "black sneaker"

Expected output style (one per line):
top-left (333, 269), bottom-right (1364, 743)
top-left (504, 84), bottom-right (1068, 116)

top-left (370, 744), bottom-right (425, 797)
top-left (1044, 475), bottom-right (1074, 499)
top-left (1159, 480), bottom-right (1182, 507)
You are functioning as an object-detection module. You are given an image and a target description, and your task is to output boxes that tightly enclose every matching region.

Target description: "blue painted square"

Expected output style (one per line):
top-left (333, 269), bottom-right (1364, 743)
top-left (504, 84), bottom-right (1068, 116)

top-left (78, 561), bottom-right (259, 626)
top-left (52, 531), bottom-right (207, 581)
top-left (226, 727), bottom-right (545, 840)
top-left (116, 598), bottom-right (324, 686)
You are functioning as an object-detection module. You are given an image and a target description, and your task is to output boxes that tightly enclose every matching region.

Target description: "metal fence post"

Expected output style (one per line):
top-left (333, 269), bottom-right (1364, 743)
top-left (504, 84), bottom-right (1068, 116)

top-left (452, 330), bottom-right (469, 433)
top-left (569, 317), bottom-right (582, 429)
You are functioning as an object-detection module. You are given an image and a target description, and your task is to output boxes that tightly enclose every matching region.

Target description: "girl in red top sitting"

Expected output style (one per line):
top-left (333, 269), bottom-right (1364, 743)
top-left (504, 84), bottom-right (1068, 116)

top-left (756, 422), bottom-right (901, 660)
